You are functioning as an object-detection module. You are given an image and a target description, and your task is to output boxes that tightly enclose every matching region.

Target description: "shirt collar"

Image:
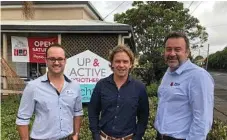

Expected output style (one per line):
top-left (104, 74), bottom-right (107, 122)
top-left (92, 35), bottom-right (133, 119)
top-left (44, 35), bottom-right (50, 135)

top-left (107, 73), bottom-right (132, 84)
top-left (41, 73), bottom-right (72, 83)
top-left (167, 59), bottom-right (192, 75)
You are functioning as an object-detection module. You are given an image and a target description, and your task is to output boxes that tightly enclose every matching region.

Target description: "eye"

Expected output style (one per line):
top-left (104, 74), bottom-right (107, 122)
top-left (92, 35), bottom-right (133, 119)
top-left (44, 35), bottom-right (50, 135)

top-left (115, 60), bottom-right (121, 63)
top-left (175, 48), bottom-right (181, 52)
top-left (123, 60), bottom-right (129, 63)
top-left (57, 58), bottom-right (64, 61)
top-left (166, 48), bottom-right (172, 52)
top-left (49, 57), bottom-right (56, 61)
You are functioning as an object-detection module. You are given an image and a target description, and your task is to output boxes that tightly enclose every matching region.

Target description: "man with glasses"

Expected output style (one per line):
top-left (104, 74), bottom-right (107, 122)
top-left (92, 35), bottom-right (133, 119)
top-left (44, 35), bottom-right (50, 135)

top-left (16, 43), bottom-right (83, 140)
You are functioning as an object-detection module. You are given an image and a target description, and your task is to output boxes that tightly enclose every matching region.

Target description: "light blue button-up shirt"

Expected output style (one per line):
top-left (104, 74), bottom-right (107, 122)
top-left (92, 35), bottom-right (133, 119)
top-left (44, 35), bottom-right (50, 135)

top-left (154, 60), bottom-right (214, 140)
top-left (16, 74), bottom-right (83, 140)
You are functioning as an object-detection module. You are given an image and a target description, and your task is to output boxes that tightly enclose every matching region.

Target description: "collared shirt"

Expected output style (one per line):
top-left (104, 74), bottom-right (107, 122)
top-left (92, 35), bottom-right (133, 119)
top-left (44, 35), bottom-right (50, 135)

top-left (88, 74), bottom-right (149, 140)
top-left (154, 60), bottom-right (214, 140)
top-left (16, 73), bottom-right (83, 140)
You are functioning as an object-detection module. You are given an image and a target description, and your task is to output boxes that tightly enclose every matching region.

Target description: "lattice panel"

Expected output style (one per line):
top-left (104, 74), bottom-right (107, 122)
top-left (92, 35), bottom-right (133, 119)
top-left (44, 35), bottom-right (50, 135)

top-left (61, 34), bottom-right (118, 59)
top-left (1, 57), bottom-right (25, 91)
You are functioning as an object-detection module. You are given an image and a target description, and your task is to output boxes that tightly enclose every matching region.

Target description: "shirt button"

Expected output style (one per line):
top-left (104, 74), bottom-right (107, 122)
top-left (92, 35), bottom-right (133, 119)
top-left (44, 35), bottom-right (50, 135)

top-left (118, 95), bottom-right (120, 98)
top-left (115, 116), bottom-right (117, 118)
top-left (117, 106), bottom-right (119, 108)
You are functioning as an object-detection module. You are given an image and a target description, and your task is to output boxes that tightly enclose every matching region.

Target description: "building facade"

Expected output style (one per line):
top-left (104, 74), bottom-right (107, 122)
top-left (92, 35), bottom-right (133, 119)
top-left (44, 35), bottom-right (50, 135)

top-left (1, 1), bottom-right (135, 85)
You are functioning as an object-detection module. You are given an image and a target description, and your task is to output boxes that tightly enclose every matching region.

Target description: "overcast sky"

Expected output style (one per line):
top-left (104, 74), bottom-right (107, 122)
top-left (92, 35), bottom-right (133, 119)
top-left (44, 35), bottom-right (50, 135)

top-left (91, 1), bottom-right (227, 57)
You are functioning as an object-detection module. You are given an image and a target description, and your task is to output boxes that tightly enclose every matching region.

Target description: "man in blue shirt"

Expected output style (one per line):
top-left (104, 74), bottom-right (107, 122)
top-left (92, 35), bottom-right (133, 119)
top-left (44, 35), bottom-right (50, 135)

top-left (154, 32), bottom-right (214, 140)
top-left (16, 44), bottom-right (83, 140)
top-left (88, 45), bottom-right (149, 140)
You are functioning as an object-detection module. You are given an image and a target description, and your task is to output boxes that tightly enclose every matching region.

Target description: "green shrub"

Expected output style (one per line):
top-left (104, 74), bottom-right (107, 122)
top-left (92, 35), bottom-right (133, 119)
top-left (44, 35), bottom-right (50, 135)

top-left (146, 83), bottom-right (159, 97)
top-left (208, 119), bottom-right (227, 140)
top-left (1, 95), bottom-right (21, 140)
top-left (1, 94), bottom-right (227, 140)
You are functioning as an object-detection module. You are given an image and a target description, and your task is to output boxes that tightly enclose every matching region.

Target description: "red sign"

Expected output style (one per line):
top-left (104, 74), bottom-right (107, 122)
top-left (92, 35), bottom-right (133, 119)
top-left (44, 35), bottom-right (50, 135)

top-left (28, 37), bottom-right (58, 63)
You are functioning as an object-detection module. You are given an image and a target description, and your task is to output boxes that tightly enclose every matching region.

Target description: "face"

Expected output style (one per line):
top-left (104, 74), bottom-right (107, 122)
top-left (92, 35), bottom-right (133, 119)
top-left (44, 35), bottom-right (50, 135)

top-left (164, 37), bottom-right (189, 71)
top-left (46, 47), bottom-right (66, 75)
top-left (111, 51), bottom-right (132, 78)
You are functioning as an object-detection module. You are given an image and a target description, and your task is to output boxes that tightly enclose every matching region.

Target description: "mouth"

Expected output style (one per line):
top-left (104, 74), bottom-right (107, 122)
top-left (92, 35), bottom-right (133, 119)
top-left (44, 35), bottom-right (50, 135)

top-left (118, 69), bottom-right (125, 73)
top-left (168, 59), bottom-right (178, 62)
top-left (52, 65), bottom-right (61, 69)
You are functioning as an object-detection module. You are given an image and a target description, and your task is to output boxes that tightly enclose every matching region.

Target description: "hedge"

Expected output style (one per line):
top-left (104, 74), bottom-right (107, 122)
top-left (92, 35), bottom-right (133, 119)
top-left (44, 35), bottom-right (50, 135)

top-left (1, 92), bottom-right (227, 140)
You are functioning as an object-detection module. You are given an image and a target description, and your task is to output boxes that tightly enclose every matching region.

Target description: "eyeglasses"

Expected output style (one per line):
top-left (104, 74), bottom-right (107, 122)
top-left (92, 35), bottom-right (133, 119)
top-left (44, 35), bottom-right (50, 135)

top-left (46, 57), bottom-right (66, 63)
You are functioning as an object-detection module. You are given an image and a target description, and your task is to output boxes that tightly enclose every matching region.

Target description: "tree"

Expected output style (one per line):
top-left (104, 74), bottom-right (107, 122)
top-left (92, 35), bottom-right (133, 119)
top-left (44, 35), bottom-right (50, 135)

top-left (208, 47), bottom-right (227, 70)
top-left (114, 1), bottom-right (208, 84)
top-left (193, 55), bottom-right (204, 62)
top-left (194, 55), bottom-right (204, 60)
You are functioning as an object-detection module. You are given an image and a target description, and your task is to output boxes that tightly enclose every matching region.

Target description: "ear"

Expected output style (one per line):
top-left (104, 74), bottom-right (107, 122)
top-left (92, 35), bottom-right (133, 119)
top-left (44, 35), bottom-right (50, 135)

top-left (186, 49), bottom-right (190, 57)
top-left (129, 63), bottom-right (132, 68)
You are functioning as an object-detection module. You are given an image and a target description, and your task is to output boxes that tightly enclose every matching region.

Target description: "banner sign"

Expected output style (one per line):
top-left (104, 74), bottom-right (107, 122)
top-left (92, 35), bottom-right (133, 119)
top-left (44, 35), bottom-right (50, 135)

top-left (28, 37), bottom-right (58, 63)
top-left (65, 50), bottom-right (112, 103)
top-left (11, 36), bottom-right (58, 63)
top-left (11, 36), bottom-right (29, 62)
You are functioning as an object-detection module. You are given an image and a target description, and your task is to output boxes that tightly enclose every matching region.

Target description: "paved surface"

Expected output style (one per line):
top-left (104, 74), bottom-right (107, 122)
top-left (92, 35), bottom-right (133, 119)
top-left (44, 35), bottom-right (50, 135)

top-left (210, 72), bottom-right (227, 123)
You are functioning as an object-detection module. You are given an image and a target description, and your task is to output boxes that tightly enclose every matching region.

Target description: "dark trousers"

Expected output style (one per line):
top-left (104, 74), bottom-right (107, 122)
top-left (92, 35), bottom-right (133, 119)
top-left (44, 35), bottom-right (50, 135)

top-left (156, 131), bottom-right (185, 140)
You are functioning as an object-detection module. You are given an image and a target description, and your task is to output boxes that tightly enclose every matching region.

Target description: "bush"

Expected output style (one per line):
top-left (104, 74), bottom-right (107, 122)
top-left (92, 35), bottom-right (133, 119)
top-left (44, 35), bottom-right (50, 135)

top-left (1, 93), bottom-right (227, 140)
top-left (146, 83), bottom-right (159, 97)
top-left (208, 119), bottom-right (227, 140)
top-left (1, 95), bottom-right (21, 140)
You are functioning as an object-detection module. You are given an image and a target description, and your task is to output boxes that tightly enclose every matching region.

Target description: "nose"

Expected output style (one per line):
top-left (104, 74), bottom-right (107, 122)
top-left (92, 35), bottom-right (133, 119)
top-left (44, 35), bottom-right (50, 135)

top-left (119, 61), bottom-right (124, 67)
top-left (54, 60), bottom-right (60, 64)
top-left (169, 50), bottom-right (176, 56)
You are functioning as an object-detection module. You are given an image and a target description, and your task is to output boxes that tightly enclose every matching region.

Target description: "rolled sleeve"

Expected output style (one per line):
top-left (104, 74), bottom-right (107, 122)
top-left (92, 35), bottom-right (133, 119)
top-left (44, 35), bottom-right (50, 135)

top-left (74, 87), bottom-right (83, 116)
top-left (16, 83), bottom-right (36, 125)
top-left (187, 71), bottom-right (214, 140)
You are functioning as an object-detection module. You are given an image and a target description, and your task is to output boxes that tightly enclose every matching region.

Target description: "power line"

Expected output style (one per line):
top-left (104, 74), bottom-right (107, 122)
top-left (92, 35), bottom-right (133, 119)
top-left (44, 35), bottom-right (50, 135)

top-left (190, 1), bottom-right (202, 15)
top-left (188, 1), bottom-right (194, 9)
top-left (103, 1), bottom-right (126, 20)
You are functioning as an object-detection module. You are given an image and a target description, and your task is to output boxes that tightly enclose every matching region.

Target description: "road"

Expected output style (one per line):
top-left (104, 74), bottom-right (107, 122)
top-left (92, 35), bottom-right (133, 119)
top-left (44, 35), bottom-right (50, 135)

top-left (209, 72), bottom-right (227, 122)
top-left (210, 72), bottom-right (227, 100)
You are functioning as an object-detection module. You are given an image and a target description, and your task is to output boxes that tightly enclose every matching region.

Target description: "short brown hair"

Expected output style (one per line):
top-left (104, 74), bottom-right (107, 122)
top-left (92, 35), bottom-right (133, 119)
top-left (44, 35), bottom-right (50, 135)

top-left (45, 43), bottom-right (66, 57)
top-left (108, 44), bottom-right (135, 71)
top-left (164, 31), bottom-right (190, 51)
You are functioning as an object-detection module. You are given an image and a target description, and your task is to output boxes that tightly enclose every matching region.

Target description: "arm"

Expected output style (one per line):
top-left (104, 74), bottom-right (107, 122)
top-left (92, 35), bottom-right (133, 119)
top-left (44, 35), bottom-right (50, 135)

top-left (72, 116), bottom-right (82, 140)
top-left (16, 83), bottom-right (35, 140)
top-left (88, 82), bottom-right (101, 140)
top-left (133, 84), bottom-right (149, 140)
top-left (187, 71), bottom-right (214, 140)
top-left (17, 125), bottom-right (29, 140)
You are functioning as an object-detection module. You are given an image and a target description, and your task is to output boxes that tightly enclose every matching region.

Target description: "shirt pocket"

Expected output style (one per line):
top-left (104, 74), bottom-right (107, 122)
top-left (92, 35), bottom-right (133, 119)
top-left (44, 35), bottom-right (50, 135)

top-left (100, 92), bottom-right (116, 108)
top-left (167, 86), bottom-right (187, 101)
top-left (34, 94), bottom-right (57, 113)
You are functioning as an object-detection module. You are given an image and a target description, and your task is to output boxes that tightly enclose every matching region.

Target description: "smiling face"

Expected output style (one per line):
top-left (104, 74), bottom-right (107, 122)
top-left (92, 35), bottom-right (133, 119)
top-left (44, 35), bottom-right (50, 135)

top-left (111, 51), bottom-right (132, 79)
top-left (164, 37), bottom-right (189, 71)
top-left (45, 46), bottom-right (66, 76)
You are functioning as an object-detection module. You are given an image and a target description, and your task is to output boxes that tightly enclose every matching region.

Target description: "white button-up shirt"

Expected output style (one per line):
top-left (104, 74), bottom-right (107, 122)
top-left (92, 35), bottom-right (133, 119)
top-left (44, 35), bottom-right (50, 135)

top-left (16, 74), bottom-right (83, 140)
